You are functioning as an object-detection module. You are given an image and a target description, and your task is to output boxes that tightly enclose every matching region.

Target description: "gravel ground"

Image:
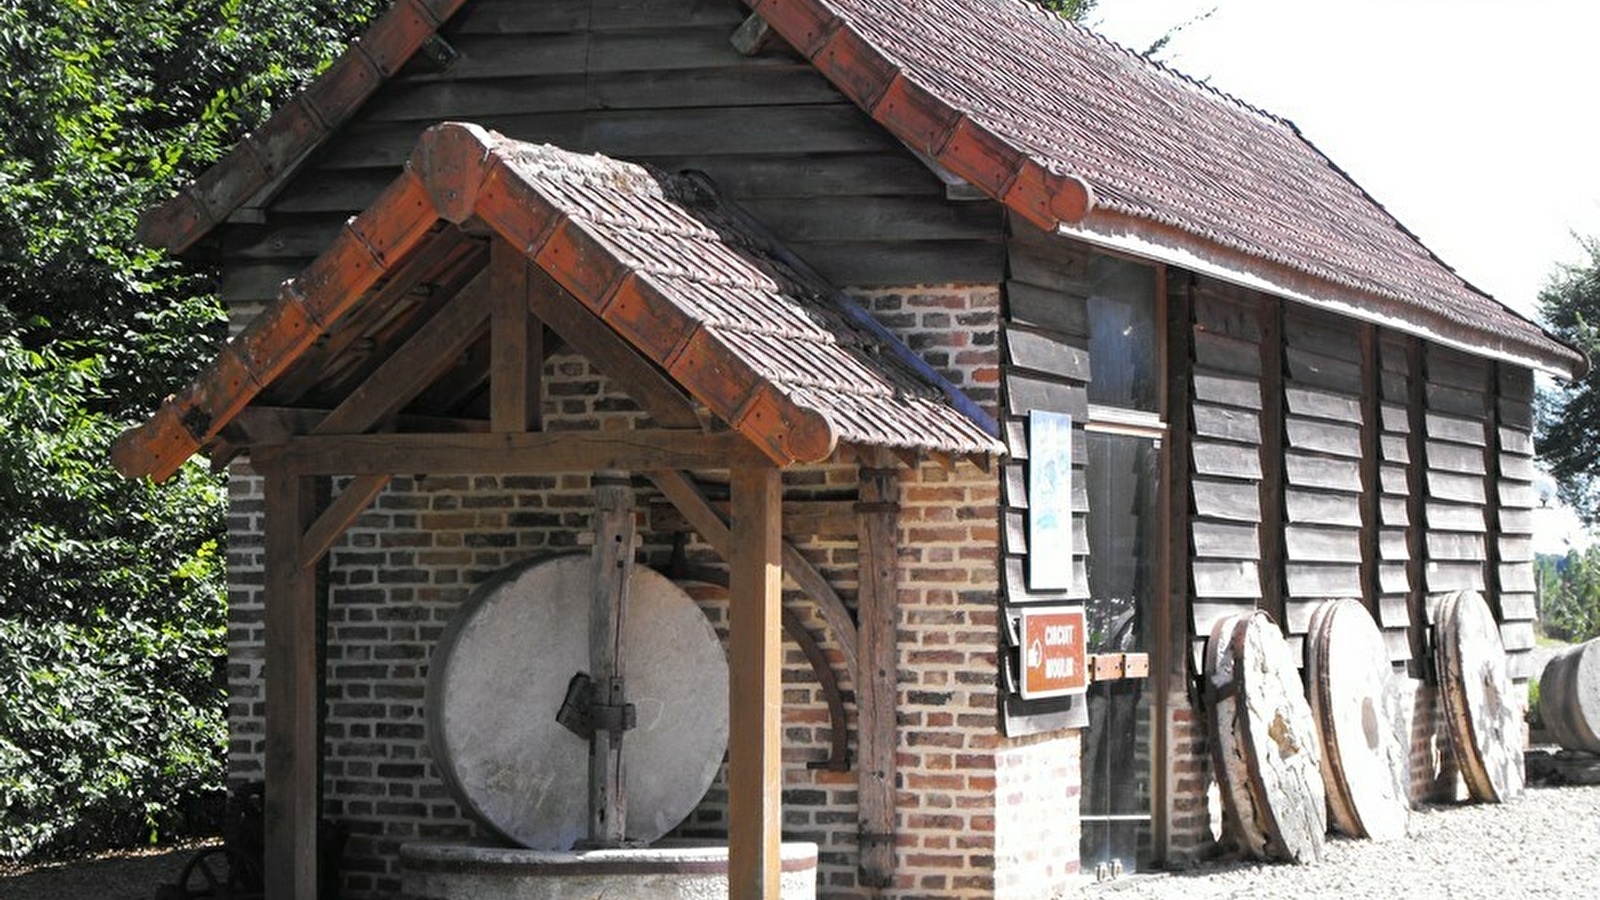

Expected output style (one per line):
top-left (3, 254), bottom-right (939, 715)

top-left (1078, 784), bottom-right (1600, 900)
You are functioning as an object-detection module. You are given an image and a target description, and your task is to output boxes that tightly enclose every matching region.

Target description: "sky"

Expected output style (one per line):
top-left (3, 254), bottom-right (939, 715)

top-left (1089, 0), bottom-right (1599, 553)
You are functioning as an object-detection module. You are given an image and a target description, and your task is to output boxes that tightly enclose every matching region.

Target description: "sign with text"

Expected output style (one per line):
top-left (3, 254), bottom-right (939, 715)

top-left (1027, 410), bottom-right (1074, 590)
top-left (1019, 606), bottom-right (1088, 699)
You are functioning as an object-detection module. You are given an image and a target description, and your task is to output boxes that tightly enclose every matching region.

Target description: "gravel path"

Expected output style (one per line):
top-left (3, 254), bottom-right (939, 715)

top-left (1079, 784), bottom-right (1600, 899)
top-left (0, 841), bottom-right (201, 900)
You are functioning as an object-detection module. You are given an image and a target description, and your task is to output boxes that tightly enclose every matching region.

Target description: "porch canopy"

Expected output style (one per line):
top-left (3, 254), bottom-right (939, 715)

top-left (114, 121), bottom-right (1002, 899)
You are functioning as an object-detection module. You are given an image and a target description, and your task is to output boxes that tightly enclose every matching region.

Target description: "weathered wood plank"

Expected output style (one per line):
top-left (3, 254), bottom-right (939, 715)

top-left (1426, 440), bottom-right (1488, 475)
top-left (1425, 560), bottom-right (1487, 592)
top-left (1193, 372), bottom-right (1262, 409)
top-left (1423, 412), bottom-right (1487, 447)
top-left (490, 243), bottom-right (540, 433)
top-left (1193, 288), bottom-right (1262, 340)
top-left (258, 430), bottom-right (758, 475)
top-left (795, 238), bottom-right (1006, 287)
top-left (1284, 488), bottom-right (1362, 527)
top-left (1426, 532), bottom-right (1488, 562)
top-left (855, 466), bottom-right (899, 888)
top-left (1499, 565), bottom-right (1536, 593)
top-left (1426, 502), bottom-right (1488, 533)
top-left (1285, 346), bottom-right (1362, 394)
top-left (1285, 386), bottom-right (1361, 422)
top-left (1286, 418), bottom-right (1360, 457)
top-left (587, 473), bottom-right (636, 845)
top-left (1192, 478), bottom-right (1262, 523)
top-left (1005, 374), bottom-right (1088, 419)
top-left (1285, 525), bottom-right (1362, 563)
top-left (1004, 325), bottom-right (1090, 381)
top-left (1193, 520), bottom-right (1260, 560)
top-left (728, 463), bottom-right (783, 900)
top-left (1193, 330), bottom-right (1261, 377)
top-left (298, 474), bottom-right (391, 569)
top-left (738, 194), bottom-right (1002, 243)
top-left (1192, 440), bottom-right (1263, 479)
top-left (1285, 562), bottom-right (1362, 599)
top-left (1285, 452), bottom-right (1362, 492)
top-left (1426, 470), bottom-right (1487, 505)
top-left (1005, 281), bottom-right (1089, 335)
top-left (1425, 382), bottom-right (1488, 417)
top-left (261, 472), bottom-right (319, 900)
top-left (1499, 592), bottom-right (1536, 621)
top-left (1192, 403), bottom-right (1260, 444)
top-left (1194, 560), bottom-right (1262, 599)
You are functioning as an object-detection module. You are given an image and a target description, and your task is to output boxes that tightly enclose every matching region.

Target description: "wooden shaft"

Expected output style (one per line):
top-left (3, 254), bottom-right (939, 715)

top-left (588, 471), bottom-right (636, 846)
top-left (855, 465), bottom-right (900, 888)
top-left (728, 463), bottom-right (783, 899)
top-left (263, 470), bottom-right (320, 900)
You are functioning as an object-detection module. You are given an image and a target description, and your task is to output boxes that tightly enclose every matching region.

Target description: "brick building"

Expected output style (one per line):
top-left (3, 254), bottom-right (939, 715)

top-left (114, 1), bottom-right (1585, 898)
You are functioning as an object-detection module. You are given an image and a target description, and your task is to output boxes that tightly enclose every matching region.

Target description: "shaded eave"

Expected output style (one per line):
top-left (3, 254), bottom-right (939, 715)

top-left (115, 123), bottom-right (1002, 481)
top-left (136, 0), bottom-right (1586, 379)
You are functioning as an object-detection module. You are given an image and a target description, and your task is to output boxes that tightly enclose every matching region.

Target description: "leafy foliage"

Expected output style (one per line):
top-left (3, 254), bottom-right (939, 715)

top-left (1030, 0), bottom-right (1100, 21)
top-left (0, 0), bottom-right (384, 860)
top-left (1537, 237), bottom-right (1600, 525)
top-left (1536, 550), bottom-right (1600, 644)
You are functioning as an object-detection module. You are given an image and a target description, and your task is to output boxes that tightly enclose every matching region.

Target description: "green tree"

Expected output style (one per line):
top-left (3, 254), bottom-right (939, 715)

top-left (1537, 237), bottom-right (1600, 525)
top-left (1032, 0), bottom-right (1100, 20)
top-left (0, 0), bottom-right (384, 859)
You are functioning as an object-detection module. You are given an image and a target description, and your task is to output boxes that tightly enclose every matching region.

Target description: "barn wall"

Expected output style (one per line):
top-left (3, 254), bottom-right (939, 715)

top-left (1157, 270), bottom-right (1542, 858)
top-left (214, 0), bottom-right (1004, 319)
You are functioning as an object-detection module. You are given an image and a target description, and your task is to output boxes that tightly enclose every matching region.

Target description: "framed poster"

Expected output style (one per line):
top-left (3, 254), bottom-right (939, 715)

top-left (1027, 410), bottom-right (1074, 590)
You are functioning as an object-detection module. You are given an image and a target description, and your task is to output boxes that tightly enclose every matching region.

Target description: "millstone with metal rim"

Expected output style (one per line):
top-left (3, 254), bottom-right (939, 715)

top-left (1433, 590), bottom-right (1525, 802)
top-left (1305, 599), bottom-right (1410, 840)
top-left (1206, 610), bottom-right (1326, 863)
top-left (426, 554), bottom-right (730, 850)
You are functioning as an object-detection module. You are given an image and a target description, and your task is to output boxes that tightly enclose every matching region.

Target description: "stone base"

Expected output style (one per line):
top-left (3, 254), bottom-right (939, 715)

top-left (401, 840), bottom-right (818, 900)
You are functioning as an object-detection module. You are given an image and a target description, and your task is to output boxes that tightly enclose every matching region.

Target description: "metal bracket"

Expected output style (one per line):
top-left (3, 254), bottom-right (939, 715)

top-left (555, 672), bottom-right (636, 740)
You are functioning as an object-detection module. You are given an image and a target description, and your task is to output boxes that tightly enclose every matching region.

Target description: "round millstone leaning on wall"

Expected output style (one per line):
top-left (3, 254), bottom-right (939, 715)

top-left (1206, 610), bottom-right (1327, 864)
top-left (1434, 590), bottom-right (1526, 803)
top-left (1305, 599), bottom-right (1411, 841)
top-left (425, 554), bottom-right (731, 850)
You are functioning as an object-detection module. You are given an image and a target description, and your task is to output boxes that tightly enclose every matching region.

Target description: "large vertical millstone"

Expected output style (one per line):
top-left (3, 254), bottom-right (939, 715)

top-left (1306, 598), bottom-right (1411, 840)
top-left (426, 554), bottom-right (729, 850)
top-left (1206, 610), bottom-right (1327, 863)
top-left (1434, 590), bottom-right (1525, 802)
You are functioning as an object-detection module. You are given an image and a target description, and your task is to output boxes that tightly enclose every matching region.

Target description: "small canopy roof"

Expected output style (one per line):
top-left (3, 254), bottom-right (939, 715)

top-left (137, 0), bottom-right (1584, 378)
top-left (113, 123), bottom-right (1002, 481)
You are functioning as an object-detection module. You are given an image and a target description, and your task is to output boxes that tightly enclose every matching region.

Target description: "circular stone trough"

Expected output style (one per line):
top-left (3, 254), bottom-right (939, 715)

top-left (400, 841), bottom-right (819, 900)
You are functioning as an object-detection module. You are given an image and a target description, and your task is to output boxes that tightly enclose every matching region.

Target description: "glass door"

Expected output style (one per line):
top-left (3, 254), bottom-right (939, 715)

top-left (1078, 422), bottom-right (1161, 876)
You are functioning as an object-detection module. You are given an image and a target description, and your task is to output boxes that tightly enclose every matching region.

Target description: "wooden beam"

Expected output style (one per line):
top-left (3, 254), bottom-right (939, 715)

top-left (1257, 300), bottom-right (1287, 627)
top-left (255, 430), bottom-right (758, 476)
top-left (491, 240), bottom-right (542, 433)
top-left (1359, 325), bottom-right (1383, 620)
top-left (262, 469), bottom-right (319, 900)
top-left (728, 462), bottom-right (783, 900)
top-left (1156, 269), bottom-right (1193, 864)
top-left (299, 474), bottom-right (391, 569)
top-left (647, 470), bottom-right (860, 682)
top-left (230, 407), bottom-right (490, 443)
top-left (314, 267), bottom-right (493, 435)
top-left (1483, 362), bottom-right (1505, 621)
top-left (588, 471), bottom-right (635, 845)
top-left (1405, 337), bottom-right (1432, 680)
top-left (525, 266), bottom-right (700, 429)
top-left (855, 466), bottom-right (900, 889)
top-left (650, 497), bottom-right (858, 540)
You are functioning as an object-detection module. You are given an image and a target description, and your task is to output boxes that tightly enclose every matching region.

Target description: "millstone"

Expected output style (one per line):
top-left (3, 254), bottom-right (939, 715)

top-left (1206, 610), bottom-right (1326, 863)
top-left (426, 554), bottom-right (730, 850)
top-left (1434, 590), bottom-right (1524, 802)
top-left (1539, 638), bottom-right (1600, 754)
top-left (1306, 599), bottom-right (1410, 840)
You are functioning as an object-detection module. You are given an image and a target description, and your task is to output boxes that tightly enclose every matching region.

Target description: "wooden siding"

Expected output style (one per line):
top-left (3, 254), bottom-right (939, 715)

top-left (998, 218), bottom-right (1091, 734)
top-left (217, 0), bottom-right (1004, 310)
top-left (1280, 306), bottom-right (1367, 658)
top-left (1375, 332), bottom-right (1414, 664)
top-left (1187, 279), bottom-right (1264, 671)
top-left (1495, 365), bottom-right (1539, 679)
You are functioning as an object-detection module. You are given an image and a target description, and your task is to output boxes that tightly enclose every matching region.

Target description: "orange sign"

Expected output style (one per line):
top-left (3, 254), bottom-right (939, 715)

top-left (1020, 607), bottom-right (1088, 699)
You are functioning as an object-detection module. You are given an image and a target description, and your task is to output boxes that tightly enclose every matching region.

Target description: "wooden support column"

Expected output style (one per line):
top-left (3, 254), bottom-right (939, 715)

top-left (588, 471), bottom-right (636, 845)
top-left (1257, 300), bottom-right (1287, 627)
top-left (262, 468), bottom-right (320, 900)
top-left (855, 465), bottom-right (900, 889)
top-left (729, 463), bottom-right (783, 899)
top-left (1405, 338), bottom-right (1432, 677)
top-left (1359, 325), bottom-right (1383, 619)
top-left (491, 241), bottom-right (542, 433)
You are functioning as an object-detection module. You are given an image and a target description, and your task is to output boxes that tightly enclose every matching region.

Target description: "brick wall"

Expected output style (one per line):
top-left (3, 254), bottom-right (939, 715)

top-left (219, 284), bottom-right (1086, 898)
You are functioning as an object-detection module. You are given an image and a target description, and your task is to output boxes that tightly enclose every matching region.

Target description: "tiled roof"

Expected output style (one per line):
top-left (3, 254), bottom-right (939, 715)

top-left (754, 0), bottom-right (1582, 375)
top-left (135, 0), bottom-right (1584, 376)
top-left (113, 123), bottom-right (1002, 480)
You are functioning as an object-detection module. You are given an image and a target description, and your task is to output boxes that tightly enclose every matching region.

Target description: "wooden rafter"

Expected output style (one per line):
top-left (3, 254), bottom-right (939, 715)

top-left (252, 431), bottom-right (758, 477)
top-left (489, 240), bottom-right (542, 433)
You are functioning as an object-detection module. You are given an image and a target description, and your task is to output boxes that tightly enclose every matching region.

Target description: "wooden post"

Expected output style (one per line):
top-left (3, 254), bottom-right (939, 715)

top-left (1405, 338), bottom-right (1432, 678)
top-left (1257, 301), bottom-right (1286, 626)
top-left (491, 240), bottom-right (542, 434)
top-left (729, 463), bottom-right (783, 899)
top-left (588, 471), bottom-right (636, 845)
top-left (262, 468), bottom-right (320, 900)
top-left (1359, 325), bottom-right (1383, 620)
top-left (855, 465), bottom-right (900, 888)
